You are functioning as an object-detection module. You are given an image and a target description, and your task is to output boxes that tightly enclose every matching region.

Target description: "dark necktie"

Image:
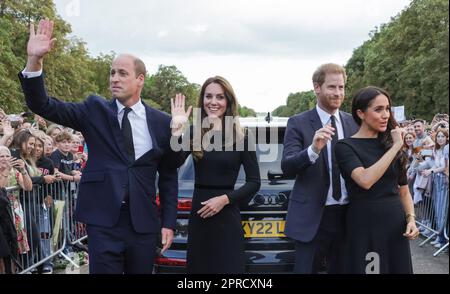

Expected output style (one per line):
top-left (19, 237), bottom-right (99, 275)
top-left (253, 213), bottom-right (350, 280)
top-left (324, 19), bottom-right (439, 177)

top-left (330, 115), bottom-right (342, 201)
top-left (121, 107), bottom-right (135, 162)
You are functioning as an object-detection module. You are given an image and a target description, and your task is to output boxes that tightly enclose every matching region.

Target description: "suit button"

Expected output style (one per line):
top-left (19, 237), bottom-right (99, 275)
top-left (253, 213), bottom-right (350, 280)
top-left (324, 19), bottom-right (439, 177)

top-left (122, 184), bottom-right (127, 188)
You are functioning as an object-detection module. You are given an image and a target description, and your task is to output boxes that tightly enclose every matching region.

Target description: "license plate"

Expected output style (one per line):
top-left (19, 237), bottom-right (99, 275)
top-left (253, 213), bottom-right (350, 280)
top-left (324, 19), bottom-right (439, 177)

top-left (242, 220), bottom-right (285, 238)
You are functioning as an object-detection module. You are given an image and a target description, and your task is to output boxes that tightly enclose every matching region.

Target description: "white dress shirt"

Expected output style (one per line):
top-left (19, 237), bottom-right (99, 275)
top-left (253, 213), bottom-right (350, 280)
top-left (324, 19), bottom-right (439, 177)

top-left (22, 69), bottom-right (153, 161)
top-left (116, 100), bottom-right (152, 160)
top-left (307, 105), bottom-right (349, 205)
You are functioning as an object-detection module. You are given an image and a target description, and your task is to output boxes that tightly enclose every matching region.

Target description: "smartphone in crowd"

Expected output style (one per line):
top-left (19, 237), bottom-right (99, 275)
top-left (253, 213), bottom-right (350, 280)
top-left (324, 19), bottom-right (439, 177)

top-left (420, 149), bottom-right (433, 157)
top-left (10, 148), bottom-right (21, 159)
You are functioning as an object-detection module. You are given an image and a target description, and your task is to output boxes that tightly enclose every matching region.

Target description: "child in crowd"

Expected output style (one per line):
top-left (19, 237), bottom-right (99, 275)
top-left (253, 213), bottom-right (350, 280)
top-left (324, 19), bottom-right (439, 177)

top-left (50, 132), bottom-right (81, 183)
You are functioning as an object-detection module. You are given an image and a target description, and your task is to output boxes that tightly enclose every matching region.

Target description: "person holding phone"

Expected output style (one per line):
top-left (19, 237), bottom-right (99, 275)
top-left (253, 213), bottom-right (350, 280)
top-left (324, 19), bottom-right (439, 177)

top-left (420, 128), bottom-right (449, 248)
top-left (0, 145), bottom-right (33, 274)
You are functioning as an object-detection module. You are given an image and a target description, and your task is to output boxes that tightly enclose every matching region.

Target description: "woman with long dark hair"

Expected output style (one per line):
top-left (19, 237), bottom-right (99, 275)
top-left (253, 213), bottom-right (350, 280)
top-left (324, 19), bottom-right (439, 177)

top-left (335, 86), bottom-right (419, 274)
top-left (171, 76), bottom-right (261, 273)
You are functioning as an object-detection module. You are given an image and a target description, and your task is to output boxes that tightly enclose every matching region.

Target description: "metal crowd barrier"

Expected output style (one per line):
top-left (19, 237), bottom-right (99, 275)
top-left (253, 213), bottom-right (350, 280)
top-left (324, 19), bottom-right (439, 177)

top-left (5, 179), bottom-right (87, 274)
top-left (414, 172), bottom-right (449, 257)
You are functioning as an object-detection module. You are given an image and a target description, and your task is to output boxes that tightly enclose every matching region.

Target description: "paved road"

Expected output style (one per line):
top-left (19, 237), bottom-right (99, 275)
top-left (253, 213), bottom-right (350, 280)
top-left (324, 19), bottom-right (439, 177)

top-left (411, 236), bottom-right (448, 274)
top-left (57, 236), bottom-right (448, 274)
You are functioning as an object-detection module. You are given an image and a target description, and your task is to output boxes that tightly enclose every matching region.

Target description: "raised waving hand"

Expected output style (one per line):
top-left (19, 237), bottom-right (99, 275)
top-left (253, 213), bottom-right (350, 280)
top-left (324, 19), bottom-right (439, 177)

top-left (26, 18), bottom-right (57, 71)
top-left (170, 93), bottom-right (192, 137)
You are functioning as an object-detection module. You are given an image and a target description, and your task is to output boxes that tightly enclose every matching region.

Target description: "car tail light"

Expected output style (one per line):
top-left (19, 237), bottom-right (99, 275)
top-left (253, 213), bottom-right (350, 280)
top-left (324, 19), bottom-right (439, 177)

top-left (155, 257), bottom-right (186, 267)
top-left (177, 198), bottom-right (192, 211)
top-left (155, 194), bottom-right (192, 211)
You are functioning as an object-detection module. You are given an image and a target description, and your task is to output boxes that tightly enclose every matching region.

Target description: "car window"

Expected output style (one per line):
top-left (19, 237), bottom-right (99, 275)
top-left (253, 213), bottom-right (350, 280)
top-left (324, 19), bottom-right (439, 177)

top-left (179, 127), bottom-right (285, 181)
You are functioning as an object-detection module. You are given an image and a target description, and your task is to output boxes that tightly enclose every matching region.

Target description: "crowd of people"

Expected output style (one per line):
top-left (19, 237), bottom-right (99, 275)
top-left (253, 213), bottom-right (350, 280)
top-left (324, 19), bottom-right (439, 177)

top-left (400, 116), bottom-right (449, 249)
top-left (0, 109), bottom-right (88, 274)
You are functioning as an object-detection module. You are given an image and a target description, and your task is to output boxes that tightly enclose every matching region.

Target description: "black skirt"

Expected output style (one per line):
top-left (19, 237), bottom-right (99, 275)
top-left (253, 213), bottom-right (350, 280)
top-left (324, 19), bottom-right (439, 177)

top-left (344, 198), bottom-right (413, 274)
top-left (187, 186), bottom-right (245, 274)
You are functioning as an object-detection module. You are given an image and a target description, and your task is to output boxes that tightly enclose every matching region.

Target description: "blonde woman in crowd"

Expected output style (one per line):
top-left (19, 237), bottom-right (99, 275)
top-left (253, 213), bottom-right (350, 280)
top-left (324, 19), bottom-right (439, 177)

top-left (0, 146), bottom-right (32, 273)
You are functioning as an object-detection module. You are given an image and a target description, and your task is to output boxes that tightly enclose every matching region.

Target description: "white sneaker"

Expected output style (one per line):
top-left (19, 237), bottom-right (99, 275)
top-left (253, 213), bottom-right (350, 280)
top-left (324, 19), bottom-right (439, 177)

top-left (421, 229), bottom-right (432, 237)
top-left (430, 237), bottom-right (440, 245)
top-left (434, 243), bottom-right (443, 248)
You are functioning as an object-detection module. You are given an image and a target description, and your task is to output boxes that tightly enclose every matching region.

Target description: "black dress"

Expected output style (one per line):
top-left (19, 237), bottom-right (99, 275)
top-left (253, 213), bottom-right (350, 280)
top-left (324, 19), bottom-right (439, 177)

top-left (184, 133), bottom-right (261, 274)
top-left (0, 187), bottom-right (18, 272)
top-left (335, 138), bottom-right (413, 274)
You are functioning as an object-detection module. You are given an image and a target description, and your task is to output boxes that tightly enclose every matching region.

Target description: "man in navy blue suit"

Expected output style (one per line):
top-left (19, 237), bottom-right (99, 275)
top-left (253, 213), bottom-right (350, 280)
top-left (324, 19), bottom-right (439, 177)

top-left (19, 19), bottom-right (184, 274)
top-left (281, 63), bottom-right (359, 274)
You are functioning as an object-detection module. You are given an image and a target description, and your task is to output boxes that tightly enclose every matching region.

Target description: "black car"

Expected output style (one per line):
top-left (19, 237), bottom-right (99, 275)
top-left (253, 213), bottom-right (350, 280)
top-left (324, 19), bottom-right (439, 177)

top-left (154, 118), bottom-right (295, 273)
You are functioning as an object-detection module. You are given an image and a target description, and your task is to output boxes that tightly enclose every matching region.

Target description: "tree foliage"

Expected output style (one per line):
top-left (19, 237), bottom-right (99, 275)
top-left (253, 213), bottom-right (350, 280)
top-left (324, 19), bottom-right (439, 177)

top-left (272, 90), bottom-right (315, 117)
top-left (272, 0), bottom-right (448, 120)
top-left (344, 0), bottom-right (448, 121)
top-left (0, 0), bottom-right (257, 117)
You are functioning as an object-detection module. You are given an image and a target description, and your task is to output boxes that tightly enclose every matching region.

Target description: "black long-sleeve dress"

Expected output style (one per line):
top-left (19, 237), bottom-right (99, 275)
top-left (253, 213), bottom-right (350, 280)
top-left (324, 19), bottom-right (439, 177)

top-left (335, 138), bottom-right (413, 274)
top-left (183, 131), bottom-right (261, 274)
top-left (1, 187), bottom-right (18, 273)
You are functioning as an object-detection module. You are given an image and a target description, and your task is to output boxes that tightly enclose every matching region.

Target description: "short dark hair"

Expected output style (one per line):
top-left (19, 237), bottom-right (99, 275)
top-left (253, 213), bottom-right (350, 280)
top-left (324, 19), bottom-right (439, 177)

top-left (413, 119), bottom-right (425, 125)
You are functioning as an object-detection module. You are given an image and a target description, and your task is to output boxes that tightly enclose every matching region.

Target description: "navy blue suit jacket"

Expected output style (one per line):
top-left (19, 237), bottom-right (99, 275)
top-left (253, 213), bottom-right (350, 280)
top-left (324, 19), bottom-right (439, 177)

top-left (19, 73), bottom-right (184, 233)
top-left (281, 108), bottom-right (358, 242)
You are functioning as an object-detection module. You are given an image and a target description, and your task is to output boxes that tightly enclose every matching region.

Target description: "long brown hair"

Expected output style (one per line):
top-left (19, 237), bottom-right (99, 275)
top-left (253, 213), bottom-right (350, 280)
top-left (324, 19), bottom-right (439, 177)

top-left (434, 128), bottom-right (449, 151)
top-left (192, 76), bottom-right (244, 161)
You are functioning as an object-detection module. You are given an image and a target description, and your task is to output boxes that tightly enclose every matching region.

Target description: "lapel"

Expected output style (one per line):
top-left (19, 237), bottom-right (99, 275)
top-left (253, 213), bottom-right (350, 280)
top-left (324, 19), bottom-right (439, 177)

top-left (309, 109), bottom-right (329, 171)
top-left (339, 111), bottom-right (352, 139)
top-left (142, 101), bottom-right (159, 152)
top-left (108, 99), bottom-right (162, 164)
top-left (107, 99), bottom-right (133, 163)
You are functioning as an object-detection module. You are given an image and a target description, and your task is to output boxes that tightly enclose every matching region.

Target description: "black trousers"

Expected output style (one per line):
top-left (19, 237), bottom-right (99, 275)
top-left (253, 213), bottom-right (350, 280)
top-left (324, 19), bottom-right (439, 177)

top-left (86, 205), bottom-right (158, 274)
top-left (294, 204), bottom-right (347, 274)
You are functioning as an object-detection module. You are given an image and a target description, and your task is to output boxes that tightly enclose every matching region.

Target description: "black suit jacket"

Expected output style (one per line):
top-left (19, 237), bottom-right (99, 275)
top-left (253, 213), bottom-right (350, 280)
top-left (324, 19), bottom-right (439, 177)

top-left (19, 73), bottom-right (184, 233)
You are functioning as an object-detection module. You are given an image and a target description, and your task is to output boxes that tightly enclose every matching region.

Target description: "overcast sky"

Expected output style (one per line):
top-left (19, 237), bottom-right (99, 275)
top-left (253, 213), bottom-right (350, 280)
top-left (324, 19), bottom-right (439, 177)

top-left (54, 0), bottom-right (411, 113)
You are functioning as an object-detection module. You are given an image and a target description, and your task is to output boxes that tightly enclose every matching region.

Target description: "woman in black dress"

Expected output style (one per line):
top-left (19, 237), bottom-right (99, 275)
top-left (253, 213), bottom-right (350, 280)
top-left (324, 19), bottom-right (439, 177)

top-left (335, 86), bottom-right (419, 274)
top-left (171, 76), bottom-right (261, 274)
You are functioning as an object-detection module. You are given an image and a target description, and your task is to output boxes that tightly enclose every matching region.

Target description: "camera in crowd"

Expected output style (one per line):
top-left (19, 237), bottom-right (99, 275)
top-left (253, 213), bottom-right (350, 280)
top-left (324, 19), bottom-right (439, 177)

top-left (6, 114), bottom-right (23, 128)
top-left (2, 111), bottom-right (34, 128)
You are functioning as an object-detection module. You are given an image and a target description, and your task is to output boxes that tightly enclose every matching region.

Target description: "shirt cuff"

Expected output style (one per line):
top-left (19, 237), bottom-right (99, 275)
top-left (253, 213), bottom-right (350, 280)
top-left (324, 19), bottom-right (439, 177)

top-left (307, 145), bottom-right (319, 163)
top-left (22, 69), bottom-right (43, 78)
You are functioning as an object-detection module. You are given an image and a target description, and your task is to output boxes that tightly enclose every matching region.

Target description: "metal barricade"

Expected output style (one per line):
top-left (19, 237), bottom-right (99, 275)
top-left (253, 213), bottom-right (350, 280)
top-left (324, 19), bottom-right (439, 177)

top-left (415, 172), bottom-right (449, 256)
top-left (64, 181), bottom-right (88, 251)
top-left (5, 179), bottom-right (88, 274)
top-left (433, 218), bottom-right (449, 256)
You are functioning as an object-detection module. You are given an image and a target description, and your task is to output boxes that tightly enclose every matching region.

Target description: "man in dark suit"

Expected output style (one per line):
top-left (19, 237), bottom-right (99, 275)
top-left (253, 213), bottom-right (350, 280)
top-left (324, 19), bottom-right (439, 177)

top-left (19, 19), bottom-right (184, 274)
top-left (281, 63), bottom-right (359, 274)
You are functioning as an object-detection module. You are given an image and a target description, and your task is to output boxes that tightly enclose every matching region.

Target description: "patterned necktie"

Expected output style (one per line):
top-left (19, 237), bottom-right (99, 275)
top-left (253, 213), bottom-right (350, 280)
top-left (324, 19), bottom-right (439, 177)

top-left (330, 115), bottom-right (342, 201)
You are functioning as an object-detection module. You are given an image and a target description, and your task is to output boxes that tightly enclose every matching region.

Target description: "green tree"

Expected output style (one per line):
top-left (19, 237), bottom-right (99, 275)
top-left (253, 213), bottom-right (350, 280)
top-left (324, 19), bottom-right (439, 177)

top-left (272, 90), bottom-right (316, 117)
top-left (0, 1), bottom-right (259, 118)
top-left (88, 52), bottom-right (115, 98)
top-left (143, 65), bottom-right (199, 114)
top-left (345, 0), bottom-right (449, 120)
top-left (238, 105), bottom-right (257, 117)
top-left (0, 17), bottom-right (24, 113)
top-left (0, 0), bottom-right (99, 109)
